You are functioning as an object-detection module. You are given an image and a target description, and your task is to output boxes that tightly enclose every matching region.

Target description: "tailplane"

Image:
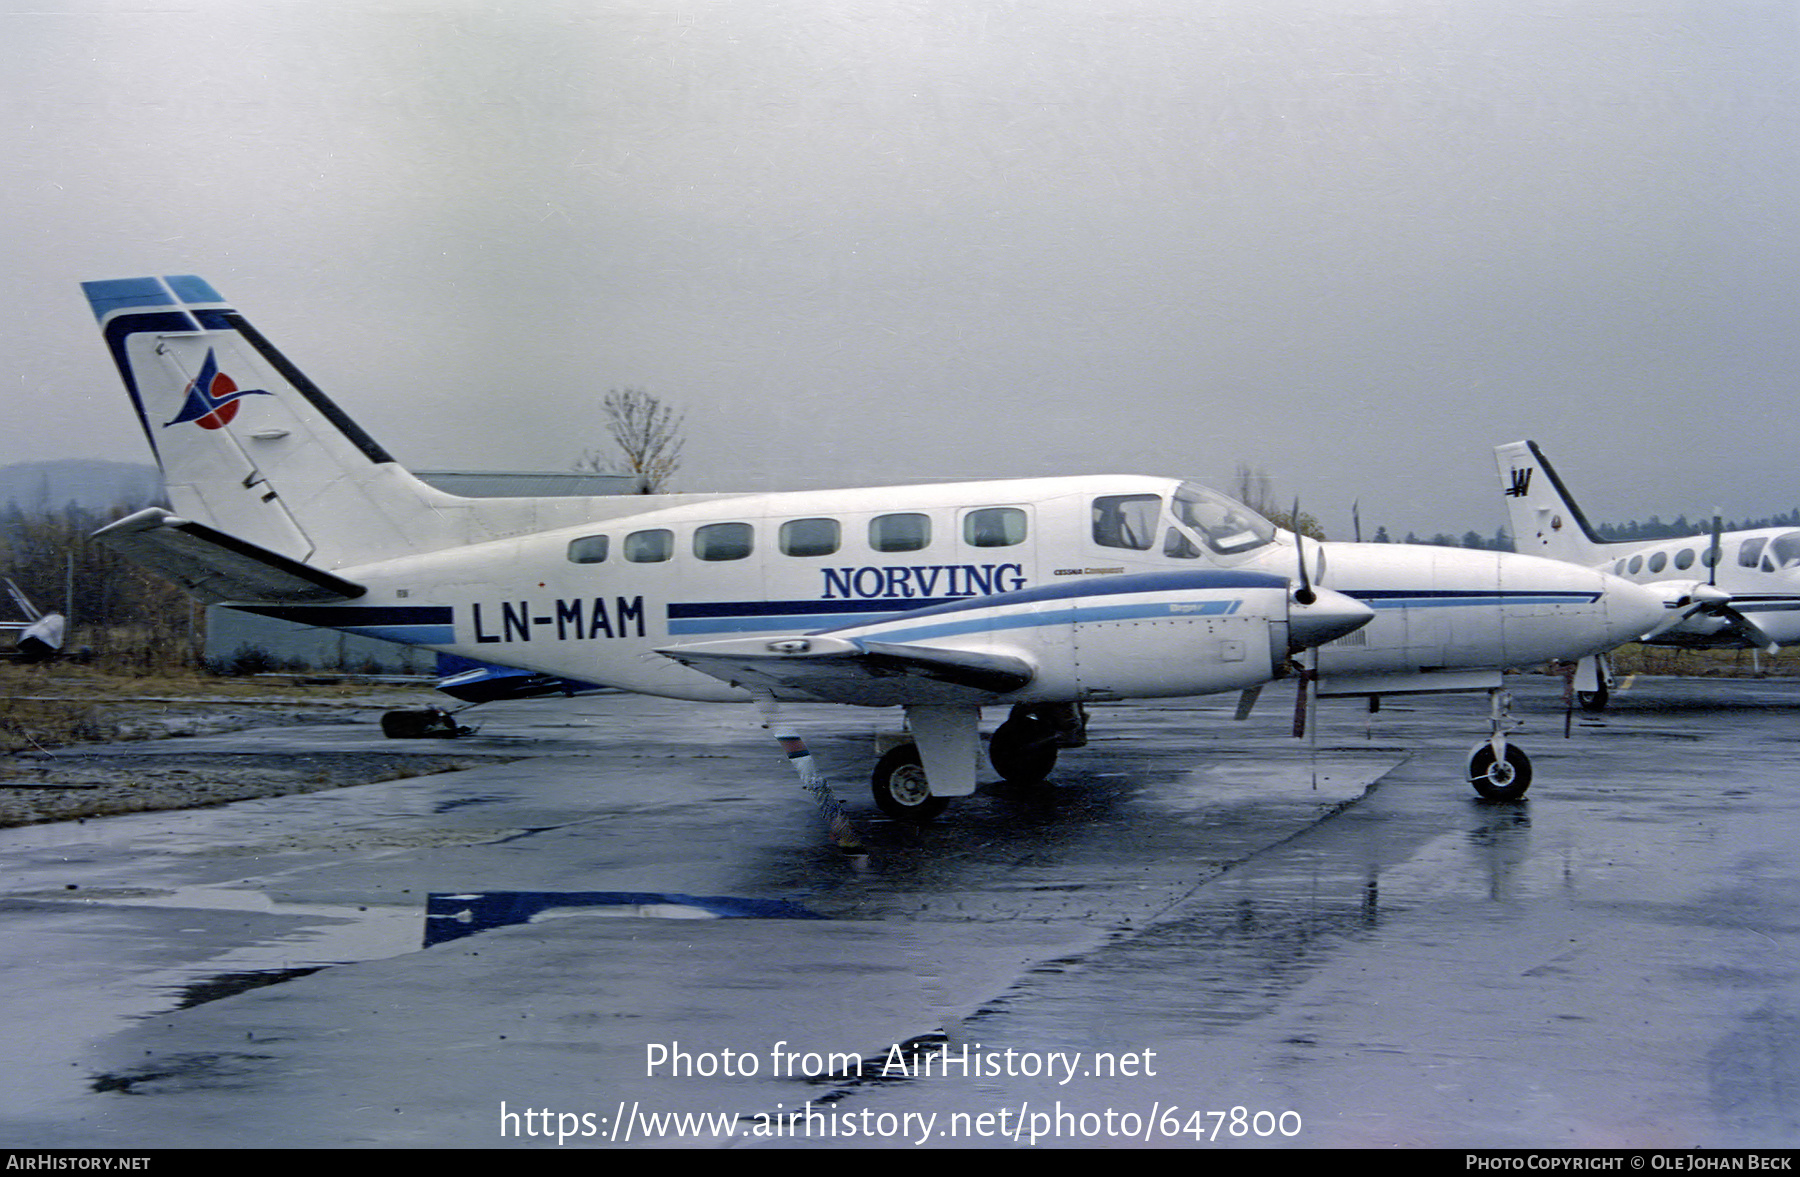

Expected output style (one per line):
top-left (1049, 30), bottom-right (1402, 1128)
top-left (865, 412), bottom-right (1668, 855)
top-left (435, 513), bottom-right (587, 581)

top-left (84, 276), bottom-right (474, 570)
top-left (1494, 440), bottom-right (1611, 565)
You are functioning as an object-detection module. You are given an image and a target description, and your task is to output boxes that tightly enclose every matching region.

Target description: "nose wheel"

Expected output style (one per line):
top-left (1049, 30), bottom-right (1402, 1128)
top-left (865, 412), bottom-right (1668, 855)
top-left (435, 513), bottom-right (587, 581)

top-left (1468, 742), bottom-right (1532, 801)
top-left (1467, 687), bottom-right (1531, 801)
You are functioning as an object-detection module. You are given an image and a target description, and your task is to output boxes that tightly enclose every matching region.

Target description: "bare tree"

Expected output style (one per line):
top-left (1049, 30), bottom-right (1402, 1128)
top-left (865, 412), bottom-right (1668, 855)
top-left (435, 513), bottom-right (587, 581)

top-left (1231, 462), bottom-right (1326, 539)
top-left (576, 388), bottom-right (685, 494)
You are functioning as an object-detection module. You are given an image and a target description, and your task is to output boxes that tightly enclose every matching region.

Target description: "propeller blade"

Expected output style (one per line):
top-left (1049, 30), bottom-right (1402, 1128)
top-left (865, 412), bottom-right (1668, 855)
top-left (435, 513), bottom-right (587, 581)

top-left (1708, 511), bottom-right (1723, 588)
top-left (1234, 686), bottom-right (1261, 721)
top-left (1291, 497), bottom-right (1315, 606)
top-left (1292, 663), bottom-right (1311, 738)
top-left (1720, 605), bottom-right (1780, 656)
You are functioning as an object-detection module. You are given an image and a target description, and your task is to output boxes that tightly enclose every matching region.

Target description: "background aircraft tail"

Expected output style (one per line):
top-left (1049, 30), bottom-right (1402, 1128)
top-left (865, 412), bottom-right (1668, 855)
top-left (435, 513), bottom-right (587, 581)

top-left (1494, 440), bottom-right (1611, 565)
top-left (83, 275), bottom-right (669, 573)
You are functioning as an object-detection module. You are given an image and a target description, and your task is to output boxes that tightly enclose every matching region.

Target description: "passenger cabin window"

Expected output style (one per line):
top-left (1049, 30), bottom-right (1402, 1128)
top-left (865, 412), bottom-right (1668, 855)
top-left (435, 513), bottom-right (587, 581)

top-left (870, 512), bottom-right (930, 553)
top-left (624, 529), bottom-right (673, 563)
top-left (1702, 546), bottom-right (1720, 568)
top-left (964, 507), bottom-right (1026, 548)
top-left (1674, 548), bottom-right (1694, 570)
top-left (695, 522), bottom-right (753, 561)
top-left (780, 517), bottom-right (840, 557)
top-left (1092, 495), bottom-right (1159, 550)
top-left (567, 535), bottom-right (609, 564)
top-left (1648, 552), bottom-right (1667, 574)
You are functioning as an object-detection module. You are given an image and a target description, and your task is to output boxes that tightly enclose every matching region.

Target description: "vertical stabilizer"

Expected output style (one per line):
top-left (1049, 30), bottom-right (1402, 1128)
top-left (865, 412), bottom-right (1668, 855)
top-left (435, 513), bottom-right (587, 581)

top-left (84, 276), bottom-right (469, 569)
top-left (1494, 440), bottom-right (1610, 565)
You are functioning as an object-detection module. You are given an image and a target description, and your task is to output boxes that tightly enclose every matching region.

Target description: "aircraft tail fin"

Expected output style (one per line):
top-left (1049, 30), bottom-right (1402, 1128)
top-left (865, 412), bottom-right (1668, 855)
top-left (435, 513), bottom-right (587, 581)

top-left (83, 276), bottom-right (474, 570)
top-left (1494, 440), bottom-right (1611, 564)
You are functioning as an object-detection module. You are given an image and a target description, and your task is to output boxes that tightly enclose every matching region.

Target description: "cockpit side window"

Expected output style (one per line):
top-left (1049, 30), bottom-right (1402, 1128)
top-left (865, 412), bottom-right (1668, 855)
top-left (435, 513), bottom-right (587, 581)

top-left (1739, 537), bottom-right (1767, 569)
top-left (1164, 528), bottom-right (1202, 559)
top-left (1092, 495), bottom-right (1160, 550)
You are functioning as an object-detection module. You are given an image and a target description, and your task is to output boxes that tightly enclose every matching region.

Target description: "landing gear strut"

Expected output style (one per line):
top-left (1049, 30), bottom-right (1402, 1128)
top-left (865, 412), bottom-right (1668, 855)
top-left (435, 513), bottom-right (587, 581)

top-left (1467, 688), bottom-right (1532, 801)
top-left (1574, 653), bottom-right (1614, 713)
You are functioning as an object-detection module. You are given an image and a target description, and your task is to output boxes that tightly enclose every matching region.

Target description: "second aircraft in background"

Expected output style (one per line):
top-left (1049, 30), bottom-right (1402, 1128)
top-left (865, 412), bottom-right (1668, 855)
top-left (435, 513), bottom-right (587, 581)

top-left (1498, 439), bottom-right (1800, 710)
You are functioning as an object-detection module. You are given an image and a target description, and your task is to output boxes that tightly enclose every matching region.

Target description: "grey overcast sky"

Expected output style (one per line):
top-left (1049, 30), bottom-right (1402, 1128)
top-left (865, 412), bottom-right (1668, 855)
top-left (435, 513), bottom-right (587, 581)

top-left (6, 0), bottom-right (1797, 538)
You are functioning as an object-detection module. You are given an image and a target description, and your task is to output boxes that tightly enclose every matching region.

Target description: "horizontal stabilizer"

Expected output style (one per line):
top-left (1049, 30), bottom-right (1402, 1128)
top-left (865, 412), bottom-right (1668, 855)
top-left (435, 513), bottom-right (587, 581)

top-left (657, 633), bottom-right (1035, 706)
top-left (93, 508), bottom-right (365, 604)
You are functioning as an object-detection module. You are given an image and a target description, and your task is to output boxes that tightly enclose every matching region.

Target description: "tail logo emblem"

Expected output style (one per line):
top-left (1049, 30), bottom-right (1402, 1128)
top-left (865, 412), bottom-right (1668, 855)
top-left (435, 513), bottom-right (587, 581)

top-left (165, 349), bottom-right (269, 430)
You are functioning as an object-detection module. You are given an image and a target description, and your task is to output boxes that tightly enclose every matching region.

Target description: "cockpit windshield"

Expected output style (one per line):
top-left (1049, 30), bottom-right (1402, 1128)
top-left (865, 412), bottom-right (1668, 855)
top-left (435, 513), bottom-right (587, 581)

top-left (1766, 532), bottom-right (1800, 572)
top-left (1169, 482), bottom-right (1278, 556)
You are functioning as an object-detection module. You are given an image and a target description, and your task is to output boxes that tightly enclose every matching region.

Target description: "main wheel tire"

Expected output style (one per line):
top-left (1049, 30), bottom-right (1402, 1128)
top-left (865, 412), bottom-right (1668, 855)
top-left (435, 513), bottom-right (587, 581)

top-left (1576, 686), bottom-right (1609, 713)
top-left (381, 708), bottom-right (462, 739)
top-left (1468, 743), bottom-right (1532, 802)
top-left (988, 717), bottom-right (1058, 784)
top-left (871, 745), bottom-right (948, 820)
top-left (381, 710), bottom-right (429, 738)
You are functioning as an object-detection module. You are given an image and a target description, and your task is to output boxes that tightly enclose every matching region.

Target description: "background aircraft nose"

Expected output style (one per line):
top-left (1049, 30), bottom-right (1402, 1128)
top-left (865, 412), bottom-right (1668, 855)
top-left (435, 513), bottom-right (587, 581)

top-left (1288, 586), bottom-right (1375, 652)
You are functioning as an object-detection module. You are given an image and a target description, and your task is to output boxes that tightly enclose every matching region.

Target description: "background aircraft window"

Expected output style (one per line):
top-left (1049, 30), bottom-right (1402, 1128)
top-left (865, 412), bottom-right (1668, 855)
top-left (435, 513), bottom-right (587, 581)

top-left (624, 529), bottom-right (673, 563)
top-left (695, 522), bottom-right (753, 561)
top-left (1614, 560), bottom-right (1627, 575)
top-left (566, 535), bottom-right (609, 564)
top-left (1092, 495), bottom-right (1159, 550)
top-left (1648, 552), bottom-right (1667, 573)
top-left (964, 507), bottom-right (1026, 548)
top-left (780, 517), bottom-right (840, 557)
top-left (1739, 537), bottom-right (1767, 568)
top-left (870, 513), bottom-right (930, 552)
top-left (1674, 548), bottom-right (1694, 570)
top-left (1627, 555), bottom-right (1643, 574)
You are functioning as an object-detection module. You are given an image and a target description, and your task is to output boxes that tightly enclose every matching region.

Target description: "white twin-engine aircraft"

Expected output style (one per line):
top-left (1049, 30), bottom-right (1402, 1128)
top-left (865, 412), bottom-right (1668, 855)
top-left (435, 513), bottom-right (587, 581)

top-left (83, 276), bottom-right (1661, 818)
top-left (1498, 439), bottom-right (1800, 712)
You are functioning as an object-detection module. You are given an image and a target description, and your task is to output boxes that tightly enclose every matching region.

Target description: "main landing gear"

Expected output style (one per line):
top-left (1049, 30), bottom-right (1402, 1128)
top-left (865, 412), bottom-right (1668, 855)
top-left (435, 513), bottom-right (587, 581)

top-left (869, 703), bottom-right (1088, 820)
top-left (380, 707), bottom-right (474, 739)
top-left (1466, 688), bottom-right (1532, 802)
top-left (870, 744), bottom-right (947, 821)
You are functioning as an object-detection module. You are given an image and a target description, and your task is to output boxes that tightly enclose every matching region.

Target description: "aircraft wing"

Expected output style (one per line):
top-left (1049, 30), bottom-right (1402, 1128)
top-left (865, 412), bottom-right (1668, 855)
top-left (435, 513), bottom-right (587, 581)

top-left (656, 634), bottom-right (1035, 707)
top-left (93, 508), bottom-right (366, 604)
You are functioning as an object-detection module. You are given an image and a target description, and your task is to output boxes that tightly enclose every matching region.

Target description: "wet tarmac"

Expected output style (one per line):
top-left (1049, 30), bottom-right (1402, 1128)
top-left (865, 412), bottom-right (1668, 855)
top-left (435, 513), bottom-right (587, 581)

top-left (1, 676), bottom-right (1797, 1149)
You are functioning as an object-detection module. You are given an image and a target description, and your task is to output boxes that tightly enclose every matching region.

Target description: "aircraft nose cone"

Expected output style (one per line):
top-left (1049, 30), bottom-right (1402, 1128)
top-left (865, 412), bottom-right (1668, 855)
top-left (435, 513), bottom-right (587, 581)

top-left (1288, 586), bottom-right (1375, 652)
